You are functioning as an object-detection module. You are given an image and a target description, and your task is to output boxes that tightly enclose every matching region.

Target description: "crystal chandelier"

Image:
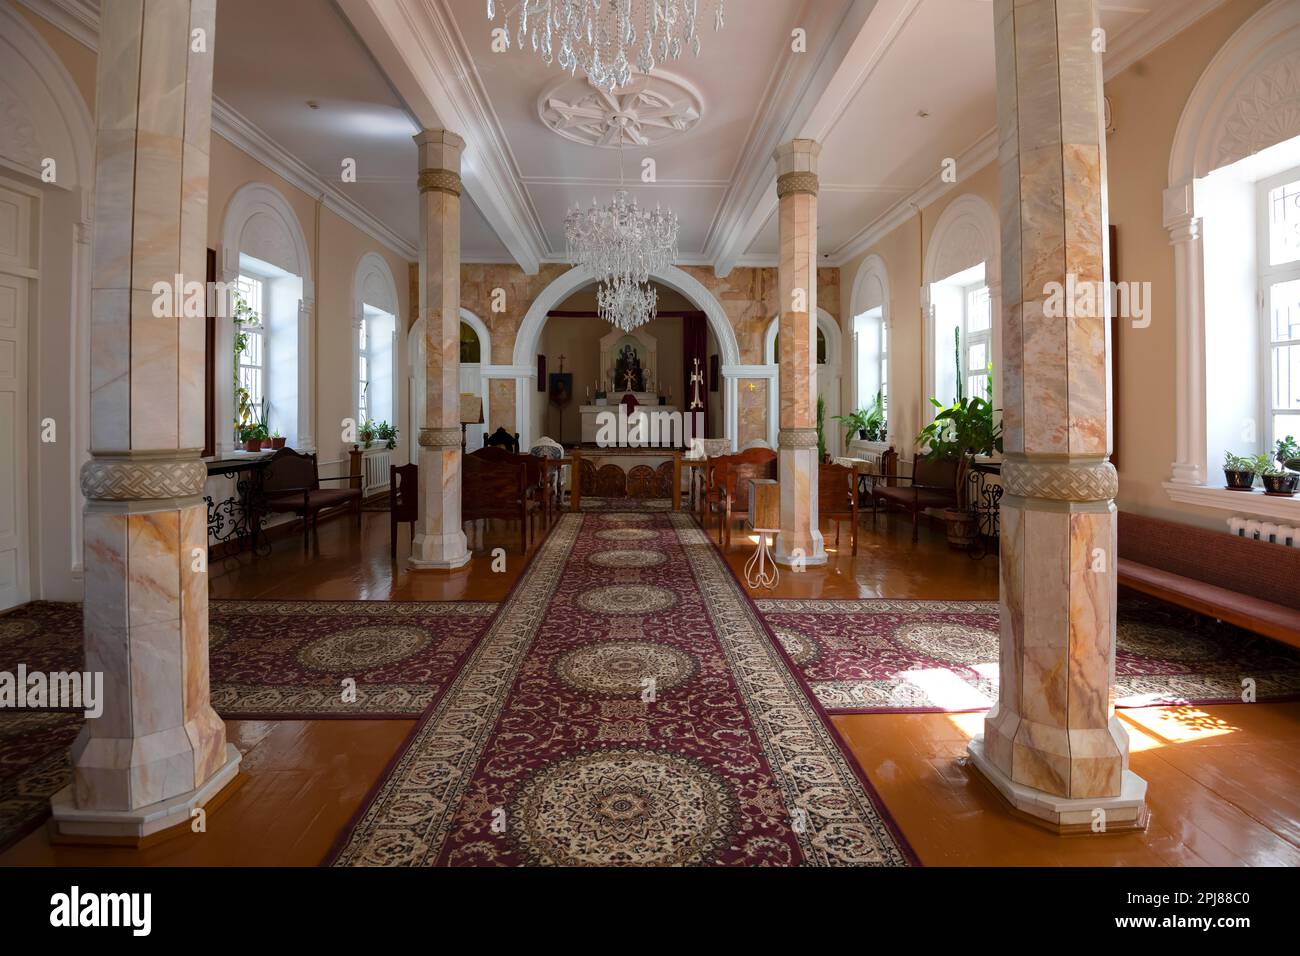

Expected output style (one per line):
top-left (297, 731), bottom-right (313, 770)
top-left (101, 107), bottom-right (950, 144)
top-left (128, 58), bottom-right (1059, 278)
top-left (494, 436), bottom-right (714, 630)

top-left (598, 275), bottom-right (658, 332)
top-left (487, 0), bottom-right (725, 94)
top-left (565, 187), bottom-right (678, 288)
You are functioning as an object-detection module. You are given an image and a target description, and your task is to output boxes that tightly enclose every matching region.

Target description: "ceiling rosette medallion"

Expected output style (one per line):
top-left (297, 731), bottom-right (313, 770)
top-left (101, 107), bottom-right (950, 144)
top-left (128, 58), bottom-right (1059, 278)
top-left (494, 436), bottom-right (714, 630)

top-left (539, 72), bottom-right (703, 149)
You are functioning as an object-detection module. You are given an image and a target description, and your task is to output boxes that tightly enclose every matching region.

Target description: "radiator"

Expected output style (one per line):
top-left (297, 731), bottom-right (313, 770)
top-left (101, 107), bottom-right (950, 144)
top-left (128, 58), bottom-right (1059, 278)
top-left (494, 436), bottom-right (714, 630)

top-left (362, 449), bottom-right (392, 497)
top-left (1228, 517), bottom-right (1300, 549)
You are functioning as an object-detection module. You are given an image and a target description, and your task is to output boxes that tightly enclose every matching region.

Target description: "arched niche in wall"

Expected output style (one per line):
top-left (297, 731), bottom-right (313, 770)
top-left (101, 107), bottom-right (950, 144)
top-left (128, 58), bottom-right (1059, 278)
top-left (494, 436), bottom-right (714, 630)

top-left (218, 182), bottom-right (314, 453)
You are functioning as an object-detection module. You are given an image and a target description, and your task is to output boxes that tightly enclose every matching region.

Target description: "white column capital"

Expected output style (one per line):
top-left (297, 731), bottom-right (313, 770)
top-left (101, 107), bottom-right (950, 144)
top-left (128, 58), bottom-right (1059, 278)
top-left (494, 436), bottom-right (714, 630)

top-left (772, 138), bottom-right (822, 176)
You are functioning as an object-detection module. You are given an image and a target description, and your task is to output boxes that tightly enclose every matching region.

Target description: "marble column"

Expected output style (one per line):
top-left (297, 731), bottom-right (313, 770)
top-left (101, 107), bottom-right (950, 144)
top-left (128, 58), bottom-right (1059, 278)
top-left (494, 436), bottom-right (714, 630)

top-left (772, 140), bottom-right (826, 567)
top-left (51, 0), bottom-right (240, 841)
top-left (408, 130), bottom-right (470, 570)
top-left (967, 0), bottom-right (1147, 832)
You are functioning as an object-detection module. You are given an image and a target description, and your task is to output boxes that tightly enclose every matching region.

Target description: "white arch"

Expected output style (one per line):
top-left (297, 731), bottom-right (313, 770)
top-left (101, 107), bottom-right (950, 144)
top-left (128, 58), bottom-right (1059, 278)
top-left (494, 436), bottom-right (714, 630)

top-left (921, 193), bottom-right (1002, 424)
top-left (406, 309), bottom-right (493, 453)
top-left (0, 2), bottom-right (95, 595)
top-left (763, 309), bottom-right (842, 453)
top-left (352, 252), bottom-right (401, 445)
top-left (510, 264), bottom-right (742, 449)
top-left (218, 182), bottom-right (315, 453)
top-left (1164, 0), bottom-right (1300, 492)
top-left (848, 254), bottom-right (892, 443)
top-left (0, 2), bottom-right (94, 192)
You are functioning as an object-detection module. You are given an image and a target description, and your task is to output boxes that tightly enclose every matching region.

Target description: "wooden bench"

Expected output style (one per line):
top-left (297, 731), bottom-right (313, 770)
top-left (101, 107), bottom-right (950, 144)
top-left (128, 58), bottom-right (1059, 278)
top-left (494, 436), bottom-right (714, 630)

top-left (1117, 512), bottom-right (1300, 649)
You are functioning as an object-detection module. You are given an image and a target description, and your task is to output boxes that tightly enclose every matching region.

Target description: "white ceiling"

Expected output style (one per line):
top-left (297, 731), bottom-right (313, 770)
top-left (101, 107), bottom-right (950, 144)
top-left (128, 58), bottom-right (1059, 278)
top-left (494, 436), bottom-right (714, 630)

top-left (194, 0), bottom-right (1220, 270)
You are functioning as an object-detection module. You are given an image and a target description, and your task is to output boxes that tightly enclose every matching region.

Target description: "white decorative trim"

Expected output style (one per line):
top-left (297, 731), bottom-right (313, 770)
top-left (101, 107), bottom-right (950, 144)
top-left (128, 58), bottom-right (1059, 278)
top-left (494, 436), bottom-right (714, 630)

top-left (212, 99), bottom-right (417, 261)
top-left (13, 0), bottom-right (98, 51)
top-left (537, 70), bottom-right (703, 149)
top-left (510, 264), bottom-right (741, 450)
top-left (848, 254), bottom-right (891, 443)
top-left (340, 0), bottom-right (545, 273)
top-left (1102, 0), bottom-right (1230, 83)
top-left (828, 128), bottom-right (998, 267)
top-left (1165, 0), bottom-right (1300, 491)
top-left (1163, 482), bottom-right (1300, 523)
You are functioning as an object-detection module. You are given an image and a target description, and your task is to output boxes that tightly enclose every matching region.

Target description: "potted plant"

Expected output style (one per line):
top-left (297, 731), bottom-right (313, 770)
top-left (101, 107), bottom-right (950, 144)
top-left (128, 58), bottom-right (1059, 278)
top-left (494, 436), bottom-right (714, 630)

top-left (1257, 454), bottom-right (1300, 497)
top-left (359, 419), bottom-right (376, 450)
top-left (834, 391), bottom-right (887, 445)
top-left (376, 421), bottom-right (399, 450)
top-left (1223, 451), bottom-right (1257, 490)
top-left (238, 423), bottom-right (265, 453)
top-left (269, 428), bottom-right (286, 451)
top-left (1275, 436), bottom-right (1300, 472)
top-left (917, 394), bottom-right (1004, 549)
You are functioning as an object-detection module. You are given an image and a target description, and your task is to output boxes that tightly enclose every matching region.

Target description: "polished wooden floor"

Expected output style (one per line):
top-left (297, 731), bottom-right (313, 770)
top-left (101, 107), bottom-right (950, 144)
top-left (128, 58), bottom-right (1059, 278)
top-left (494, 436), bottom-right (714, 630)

top-left (4, 506), bottom-right (1297, 866)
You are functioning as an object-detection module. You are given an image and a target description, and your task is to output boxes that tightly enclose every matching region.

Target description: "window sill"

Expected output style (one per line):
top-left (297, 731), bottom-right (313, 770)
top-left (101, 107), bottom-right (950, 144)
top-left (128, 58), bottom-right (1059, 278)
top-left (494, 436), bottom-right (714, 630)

top-left (1163, 481), bottom-right (1300, 522)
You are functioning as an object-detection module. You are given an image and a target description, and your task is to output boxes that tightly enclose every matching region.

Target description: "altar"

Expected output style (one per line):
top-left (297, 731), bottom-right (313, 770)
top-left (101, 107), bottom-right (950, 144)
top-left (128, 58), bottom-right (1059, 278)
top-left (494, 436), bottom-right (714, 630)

top-left (580, 395), bottom-right (680, 445)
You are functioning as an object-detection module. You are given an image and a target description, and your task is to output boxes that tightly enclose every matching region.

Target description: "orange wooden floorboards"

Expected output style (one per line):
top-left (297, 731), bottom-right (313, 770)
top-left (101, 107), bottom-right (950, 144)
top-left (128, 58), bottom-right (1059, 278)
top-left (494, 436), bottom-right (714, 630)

top-left (3, 509), bottom-right (1297, 866)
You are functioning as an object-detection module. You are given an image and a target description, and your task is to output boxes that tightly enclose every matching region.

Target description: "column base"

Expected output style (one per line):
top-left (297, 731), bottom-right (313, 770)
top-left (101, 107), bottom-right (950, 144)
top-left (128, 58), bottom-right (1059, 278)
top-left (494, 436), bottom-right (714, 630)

top-left (966, 735), bottom-right (1149, 834)
top-left (49, 743), bottom-right (242, 845)
top-left (773, 531), bottom-right (827, 567)
top-left (408, 530), bottom-right (471, 571)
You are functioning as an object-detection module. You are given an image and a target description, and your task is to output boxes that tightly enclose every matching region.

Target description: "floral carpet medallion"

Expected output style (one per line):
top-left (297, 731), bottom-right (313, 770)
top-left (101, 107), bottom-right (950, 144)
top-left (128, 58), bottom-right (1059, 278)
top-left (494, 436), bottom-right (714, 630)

top-left (331, 512), bottom-right (913, 867)
top-left (758, 597), bottom-right (1300, 713)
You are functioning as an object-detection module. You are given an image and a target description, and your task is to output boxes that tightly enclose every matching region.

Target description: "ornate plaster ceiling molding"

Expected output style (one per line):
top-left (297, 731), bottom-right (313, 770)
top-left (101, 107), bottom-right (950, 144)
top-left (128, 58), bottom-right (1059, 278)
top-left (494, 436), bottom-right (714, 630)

top-left (538, 72), bottom-right (703, 149)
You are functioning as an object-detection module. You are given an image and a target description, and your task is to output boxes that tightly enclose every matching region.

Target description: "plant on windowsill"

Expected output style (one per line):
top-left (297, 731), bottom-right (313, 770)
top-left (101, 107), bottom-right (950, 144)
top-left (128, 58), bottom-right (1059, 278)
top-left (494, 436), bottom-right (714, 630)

top-left (834, 390), bottom-right (887, 444)
top-left (269, 428), bottom-right (286, 451)
top-left (917, 393), bottom-right (1003, 550)
top-left (375, 421), bottom-right (398, 450)
top-left (359, 418), bottom-right (377, 450)
top-left (1256, 454), bottom-right (1300, 497)
top-left (1223, 452), bottom-right (1258, 491)
top-left (1275, 436), bottom-right (1300, 473)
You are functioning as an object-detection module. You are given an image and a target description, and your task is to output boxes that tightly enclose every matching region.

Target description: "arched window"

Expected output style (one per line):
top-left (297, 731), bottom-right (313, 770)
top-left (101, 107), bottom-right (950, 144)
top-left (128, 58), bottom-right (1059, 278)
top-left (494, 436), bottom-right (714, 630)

top-left (220, 183), bottom-right (314, 453)
top-left (353, 253), bottom-right (400, 439)
top-left (460, 322), bottom-right (482, 363)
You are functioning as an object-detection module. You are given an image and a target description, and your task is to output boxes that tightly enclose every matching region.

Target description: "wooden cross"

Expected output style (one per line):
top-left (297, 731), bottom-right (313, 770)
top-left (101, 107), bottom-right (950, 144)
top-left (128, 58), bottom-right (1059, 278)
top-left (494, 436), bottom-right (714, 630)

top-left (690, 358), bottom-right (705, 410)
top-left (557, 354), bottom-right (566, 372)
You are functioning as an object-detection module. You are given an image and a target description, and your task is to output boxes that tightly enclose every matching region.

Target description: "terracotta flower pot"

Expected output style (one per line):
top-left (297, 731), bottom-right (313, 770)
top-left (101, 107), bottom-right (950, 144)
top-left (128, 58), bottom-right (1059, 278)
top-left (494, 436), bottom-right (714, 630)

top-left (271, 437), bottom-right (286, 450)
top-left (243, 439), bottom-right (262, 452)
top-left (1223, 468), bottom-right (1255, 490)
top-left (942, 508), bottom-right (978, 551)
top-left (260, 438), bottom-right (272, 449)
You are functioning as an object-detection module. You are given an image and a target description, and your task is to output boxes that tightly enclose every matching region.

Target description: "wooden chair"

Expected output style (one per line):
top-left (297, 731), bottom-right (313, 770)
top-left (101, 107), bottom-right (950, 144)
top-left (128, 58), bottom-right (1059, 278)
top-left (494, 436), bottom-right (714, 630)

top-left (389, 463), bottom-right (418, 559)
top-left (484, 427), bottom-right (520, 454)
top-left (462, 451), bottom-right (538, 553)
top-left (253, 447), bottom-right (362, 549)
top-left (819, 461), bottom-right (859, 555)
top-left (871, 454), bottom-right (966, 542)
top-left (709, 448), bottom-right (778, 548)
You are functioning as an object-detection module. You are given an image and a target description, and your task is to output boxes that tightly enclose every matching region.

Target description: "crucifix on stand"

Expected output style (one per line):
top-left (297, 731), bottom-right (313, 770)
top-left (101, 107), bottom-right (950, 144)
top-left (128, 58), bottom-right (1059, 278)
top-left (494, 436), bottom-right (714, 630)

top-left (622, 368), bottom-right (637, 393)
top-left (547, 354), bottom-right (573, 446)
top-left (690, 357), bottom-right (705, 410)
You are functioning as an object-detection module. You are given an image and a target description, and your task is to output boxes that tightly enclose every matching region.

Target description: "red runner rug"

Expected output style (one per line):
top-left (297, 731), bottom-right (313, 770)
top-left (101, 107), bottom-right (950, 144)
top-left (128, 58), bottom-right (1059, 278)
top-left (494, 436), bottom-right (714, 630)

top-left (331, 511), bottom-right (913, 866)
top-left (759, 596), bottom-right (1300, 713)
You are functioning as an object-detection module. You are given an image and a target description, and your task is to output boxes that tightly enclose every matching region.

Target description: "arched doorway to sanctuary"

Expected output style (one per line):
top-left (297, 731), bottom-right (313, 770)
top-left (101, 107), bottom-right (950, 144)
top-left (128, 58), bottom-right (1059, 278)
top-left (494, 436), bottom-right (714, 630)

top-left (512, 265), bottom-right (743, 454)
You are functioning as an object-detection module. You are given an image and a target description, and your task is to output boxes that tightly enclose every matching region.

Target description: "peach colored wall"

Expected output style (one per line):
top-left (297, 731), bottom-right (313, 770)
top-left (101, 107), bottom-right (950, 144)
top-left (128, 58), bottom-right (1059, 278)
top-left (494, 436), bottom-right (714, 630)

top-left (13, 2), bottom-right (97, 110)
top-left (838, 161), bottom-right (999, 467)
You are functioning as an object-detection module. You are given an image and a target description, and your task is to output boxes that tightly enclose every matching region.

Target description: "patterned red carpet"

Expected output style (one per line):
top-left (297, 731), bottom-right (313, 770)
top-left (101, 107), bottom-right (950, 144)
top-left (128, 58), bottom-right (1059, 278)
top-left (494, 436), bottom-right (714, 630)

top-left (0, 711), bottom-right (80, 852)
top-left (759, 596), bottom-right (1300, 713)
top-left (331, 511), bottom-right (913, 866)
top-left (0, 599), bottom-right (496, 718)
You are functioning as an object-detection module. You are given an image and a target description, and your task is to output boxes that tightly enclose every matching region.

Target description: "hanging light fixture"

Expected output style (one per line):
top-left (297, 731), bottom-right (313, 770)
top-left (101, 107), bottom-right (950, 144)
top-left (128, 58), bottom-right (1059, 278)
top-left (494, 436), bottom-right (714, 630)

top-left (598, 275), bottom-right (658, 332)
top-left (487, 0), bottom-right (725, 94)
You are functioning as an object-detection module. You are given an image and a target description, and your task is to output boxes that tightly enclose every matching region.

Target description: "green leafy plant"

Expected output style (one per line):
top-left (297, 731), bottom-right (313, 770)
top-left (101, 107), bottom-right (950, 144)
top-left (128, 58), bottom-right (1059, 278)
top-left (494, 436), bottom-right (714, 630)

top-left (1275, 435), bottom-right (1300, 468)
top-left (834, 391), bottom-right (887, 444)
top-left (1223, 451), bottom-right (1257, 473)
top-left (916, 395), bottom-right (1003, 461)
top-left (1255, 453), bottom-right (1287, 478)
top-left (232, 292), bottom-right (260, 433)
top-left (359, 418), bottom-right (377, 449)
top-left (375, 421), bottom-right (399, 450)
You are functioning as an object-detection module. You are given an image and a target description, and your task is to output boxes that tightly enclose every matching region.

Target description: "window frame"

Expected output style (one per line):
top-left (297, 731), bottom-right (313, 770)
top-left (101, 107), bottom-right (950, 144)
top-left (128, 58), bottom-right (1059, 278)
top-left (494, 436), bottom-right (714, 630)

top-left (234, 272), bottom-right (267, 438)
top-left (961, 280), bottom-right (992, 401)
top-left (1258, 165), bottom-right (1300, 450)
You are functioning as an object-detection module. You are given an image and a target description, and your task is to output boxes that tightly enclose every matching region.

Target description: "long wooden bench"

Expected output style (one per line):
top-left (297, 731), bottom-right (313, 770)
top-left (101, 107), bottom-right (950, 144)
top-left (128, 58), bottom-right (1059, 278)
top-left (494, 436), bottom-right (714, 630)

top-left (1117, 512), bottom-right (1300, 650)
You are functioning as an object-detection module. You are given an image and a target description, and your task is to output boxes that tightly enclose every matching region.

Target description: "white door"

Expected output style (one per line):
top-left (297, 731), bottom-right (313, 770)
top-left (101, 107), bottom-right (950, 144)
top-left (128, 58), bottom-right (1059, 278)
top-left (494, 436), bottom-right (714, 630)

top-left (0, 180), bottom-right (34, 610)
